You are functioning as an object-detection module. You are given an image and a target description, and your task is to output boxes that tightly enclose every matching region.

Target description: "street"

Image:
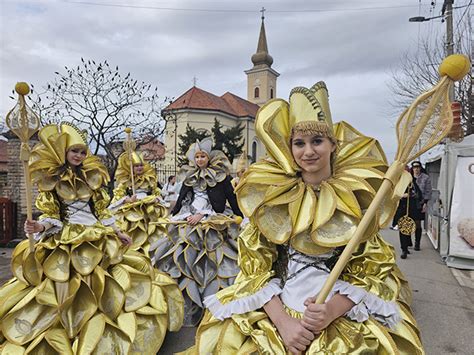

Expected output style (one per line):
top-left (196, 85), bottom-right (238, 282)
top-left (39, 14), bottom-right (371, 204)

top-left (1, 229), bottom-right (473, 354)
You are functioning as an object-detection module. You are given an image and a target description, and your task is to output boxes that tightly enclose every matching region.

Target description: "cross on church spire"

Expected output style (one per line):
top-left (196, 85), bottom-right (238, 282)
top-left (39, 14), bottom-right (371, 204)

top-left (192, 76), bottom-right (198, 87)
top-left (260, 7), bottom-right (266, 21)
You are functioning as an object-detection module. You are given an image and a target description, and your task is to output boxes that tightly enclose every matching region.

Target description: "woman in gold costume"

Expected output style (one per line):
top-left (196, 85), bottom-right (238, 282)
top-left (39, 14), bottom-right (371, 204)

top-left (109, 150), bottom-right (168, 256)
top-left (152, 137), bottom-right (243, 327)
top-left (186, 83), bottom-right (424, 354)
top-left (0, 122), bottom-right (183, 354)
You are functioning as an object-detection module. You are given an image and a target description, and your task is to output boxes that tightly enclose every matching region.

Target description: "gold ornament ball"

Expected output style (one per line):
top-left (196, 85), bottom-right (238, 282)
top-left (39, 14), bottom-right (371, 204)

top-left (438, 54), bottom-right (471, 81)
top-left (15, 82), bottom-right (30, 95)
top-left (124, 127), bottom-right (132, 134)
top-left (234, 216), bottom-right (243, 224)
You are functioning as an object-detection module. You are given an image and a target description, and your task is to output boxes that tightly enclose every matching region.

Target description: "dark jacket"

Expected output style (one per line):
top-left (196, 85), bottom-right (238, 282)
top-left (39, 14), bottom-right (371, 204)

top-left (395, 180), bottom-right (424, 222)
top-left (172, 175), bottom-right (243, 217)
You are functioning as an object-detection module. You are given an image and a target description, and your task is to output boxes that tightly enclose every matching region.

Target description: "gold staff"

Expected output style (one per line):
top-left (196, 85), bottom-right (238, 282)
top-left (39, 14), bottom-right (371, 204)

top-left (5, 83), bottom-right (41, 252)
top-left (315, 54), bottom-right (471, 305)
top-left (123, 127), bottom-right (136, 195)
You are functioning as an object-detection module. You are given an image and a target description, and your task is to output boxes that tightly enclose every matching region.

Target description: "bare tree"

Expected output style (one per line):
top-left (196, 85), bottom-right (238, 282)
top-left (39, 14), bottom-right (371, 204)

top-left (388, 15), bottom-right (473, 136)
top-left (25, 58), bottom-right (169, 184)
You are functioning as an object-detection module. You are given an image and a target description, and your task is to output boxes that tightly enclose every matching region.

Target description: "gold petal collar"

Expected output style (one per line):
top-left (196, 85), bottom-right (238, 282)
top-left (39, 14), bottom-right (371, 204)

top-left (178, 150), bottom-right (231, 192)
top-left (29, 131), bottom-right (109, 202)
top-left (236, 121), bottom-right (394, 255)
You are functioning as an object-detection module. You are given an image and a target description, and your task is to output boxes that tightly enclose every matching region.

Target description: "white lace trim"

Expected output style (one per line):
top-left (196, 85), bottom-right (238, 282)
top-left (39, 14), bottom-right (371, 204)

top-left (34, 218), bottom-right (63, 240)
top-left (204, 278), bottom-right (283, 320)
top-left (331, 281), bottom-right (401, 329)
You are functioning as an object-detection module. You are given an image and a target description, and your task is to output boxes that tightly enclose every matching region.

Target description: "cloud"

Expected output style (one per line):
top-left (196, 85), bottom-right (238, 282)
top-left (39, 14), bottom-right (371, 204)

top-left (1, 0), bottom-right (459, 161)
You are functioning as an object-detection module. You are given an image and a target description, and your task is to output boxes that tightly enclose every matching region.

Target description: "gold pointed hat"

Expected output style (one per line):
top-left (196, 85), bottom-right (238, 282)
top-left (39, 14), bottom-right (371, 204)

top-left (253, 81), bottom-right (334, 175)
top-left (118, 150), bottom-right (145, 170)
top-left (289, 81), bottom-right (334, 138)
top-left (60, 122), bottom-right (88, 150)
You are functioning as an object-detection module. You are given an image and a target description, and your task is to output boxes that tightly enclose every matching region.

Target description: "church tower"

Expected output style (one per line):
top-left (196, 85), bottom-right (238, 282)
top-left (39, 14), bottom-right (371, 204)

top-left (245, 10), bottom-right (279, 106)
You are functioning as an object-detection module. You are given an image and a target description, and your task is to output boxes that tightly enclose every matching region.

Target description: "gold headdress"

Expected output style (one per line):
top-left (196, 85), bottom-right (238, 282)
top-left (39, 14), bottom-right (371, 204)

top-left (186, 137), bottom-right (213, 162)
top-left (60, 122), bottom-right (88, 150)
top-left (289, 82), bottom-right (334, 138)
top-left (115, 150), bottom-right (156, 188)
top-left (29, 122), bottom-right (109, 201)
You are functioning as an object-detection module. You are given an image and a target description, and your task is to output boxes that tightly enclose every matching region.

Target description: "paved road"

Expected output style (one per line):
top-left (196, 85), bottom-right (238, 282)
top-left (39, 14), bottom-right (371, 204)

top-left (2, 229), bottom-right (473, 354)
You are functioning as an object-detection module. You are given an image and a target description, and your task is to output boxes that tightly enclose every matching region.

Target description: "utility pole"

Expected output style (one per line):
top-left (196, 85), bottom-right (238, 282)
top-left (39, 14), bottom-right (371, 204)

top-left (443, 0), bottom-right (455, 99)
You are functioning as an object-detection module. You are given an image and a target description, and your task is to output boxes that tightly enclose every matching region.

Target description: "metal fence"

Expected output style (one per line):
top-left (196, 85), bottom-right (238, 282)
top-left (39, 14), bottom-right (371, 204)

top-left (152, 163), bottom-right (178, 187)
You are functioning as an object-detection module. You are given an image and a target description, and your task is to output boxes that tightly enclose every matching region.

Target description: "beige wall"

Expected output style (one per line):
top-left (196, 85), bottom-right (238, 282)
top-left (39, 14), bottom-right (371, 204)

top-left (245, 67), bottom-right (278, 106)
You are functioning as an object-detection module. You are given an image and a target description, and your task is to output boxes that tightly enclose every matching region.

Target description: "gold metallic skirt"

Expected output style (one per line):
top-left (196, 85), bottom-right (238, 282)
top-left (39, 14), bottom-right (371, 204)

top-left (0, 222), bottom-right (184, 354)
top-left (113, 195), bottom-right (168, 256)
top-left (152, 215), bottom-right (240, 326)
top-left (184, 302), bottom-right (423, 355)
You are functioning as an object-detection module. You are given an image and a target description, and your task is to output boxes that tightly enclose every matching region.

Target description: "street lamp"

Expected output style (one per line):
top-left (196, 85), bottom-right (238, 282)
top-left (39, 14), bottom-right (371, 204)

top-left (408, 15), bottom-right (445, 22)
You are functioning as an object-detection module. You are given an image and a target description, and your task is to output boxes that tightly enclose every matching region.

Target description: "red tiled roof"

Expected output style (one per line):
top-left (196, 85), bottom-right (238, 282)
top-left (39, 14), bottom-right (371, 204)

top-left (221, 92), bottom-right (259, 118)
top-left (164, 86), bottom-right (259, 118)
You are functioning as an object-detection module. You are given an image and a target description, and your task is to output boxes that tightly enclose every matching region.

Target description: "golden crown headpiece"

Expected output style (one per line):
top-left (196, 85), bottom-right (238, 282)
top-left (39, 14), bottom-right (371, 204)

top-left (186, 137), bottom-right (213, 162)
top-left (289, 81), bottom-right (334, 138)
top-left (254, 81), bottom-right (334, 175)
top-left (118, 150), bottom-right (145, 170)
top-left (60, 122), bottom-right (88, 150)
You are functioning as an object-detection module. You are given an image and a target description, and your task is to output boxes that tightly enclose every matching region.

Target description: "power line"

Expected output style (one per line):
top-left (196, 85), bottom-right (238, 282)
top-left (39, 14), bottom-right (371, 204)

top-left (64, 1), bottom-right (430, 14)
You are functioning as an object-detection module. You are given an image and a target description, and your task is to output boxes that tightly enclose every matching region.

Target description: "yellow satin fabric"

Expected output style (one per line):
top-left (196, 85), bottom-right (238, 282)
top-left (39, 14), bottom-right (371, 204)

top-left (184, 226), bottom-right (423, 354)
top-left (0, 192), bottom-right (184, 354)
top-left (112, 184), bottom-right (168, 255)
top-left (236, 121), bottom-right (401, 255)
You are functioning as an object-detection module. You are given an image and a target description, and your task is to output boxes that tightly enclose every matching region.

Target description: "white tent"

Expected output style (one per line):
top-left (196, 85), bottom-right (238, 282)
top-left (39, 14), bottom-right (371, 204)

top-left (425, 134), bottom-right (474, 270)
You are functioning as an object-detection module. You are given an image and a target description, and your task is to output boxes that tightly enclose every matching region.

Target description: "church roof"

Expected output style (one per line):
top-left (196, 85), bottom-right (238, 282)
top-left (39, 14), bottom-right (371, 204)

top-left (164, 86), bottom-right (259, 118)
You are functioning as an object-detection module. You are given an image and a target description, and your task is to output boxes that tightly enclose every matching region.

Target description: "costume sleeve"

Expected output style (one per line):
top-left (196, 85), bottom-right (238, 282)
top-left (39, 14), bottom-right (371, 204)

top-left (337, 233), bottom-right (401, 327)
top-left (34, 191), bottom-right (63, 239)
top-left (223, 175), bottom-right (243, 217)
top-left (204, 223), bottom-right (282, 320)
top-left (92, 187), bottom-right (115, 226)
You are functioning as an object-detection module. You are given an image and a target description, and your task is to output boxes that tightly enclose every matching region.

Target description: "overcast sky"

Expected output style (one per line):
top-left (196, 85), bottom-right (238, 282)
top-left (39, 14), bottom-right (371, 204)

top-left (0, 0), bottom-right (468, 159)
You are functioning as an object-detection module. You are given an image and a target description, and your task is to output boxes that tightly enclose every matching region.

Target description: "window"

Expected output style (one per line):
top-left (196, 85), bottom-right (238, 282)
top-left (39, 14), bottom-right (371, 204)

top-left (254, 87), bottom-right (260, 98)
top-left (270, 88), bottom-right (274, 99)
top-left (252, 141), bottom-right (257, 162)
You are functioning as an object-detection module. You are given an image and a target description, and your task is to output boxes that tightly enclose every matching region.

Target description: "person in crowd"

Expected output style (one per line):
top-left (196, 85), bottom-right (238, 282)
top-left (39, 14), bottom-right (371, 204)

top-left (0, 123), bottom-right (183, 353)
top-left (183, 82), bottom-right (423, 354)
top-left (396, 180), bottom-right (424, 259)
top-left (109, 150), bottom-right (168, 256)
top-left (152, 137), bottom-right (243, 326)
top-left (410, 161), bottom-right (432, 250)
top-left (161, 174), bottom-right (180, 210)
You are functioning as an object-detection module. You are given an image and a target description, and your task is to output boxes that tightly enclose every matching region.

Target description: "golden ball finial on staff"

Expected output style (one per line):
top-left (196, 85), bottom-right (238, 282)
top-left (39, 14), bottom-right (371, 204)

top-left (438, 54), bottom-right (471, 81)
top-left (5, 82), bottom-right (41, 253)
top-left (15, 82), bottom-right (31, 96)
top-left (15, 81), bottom-right (30, 96)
